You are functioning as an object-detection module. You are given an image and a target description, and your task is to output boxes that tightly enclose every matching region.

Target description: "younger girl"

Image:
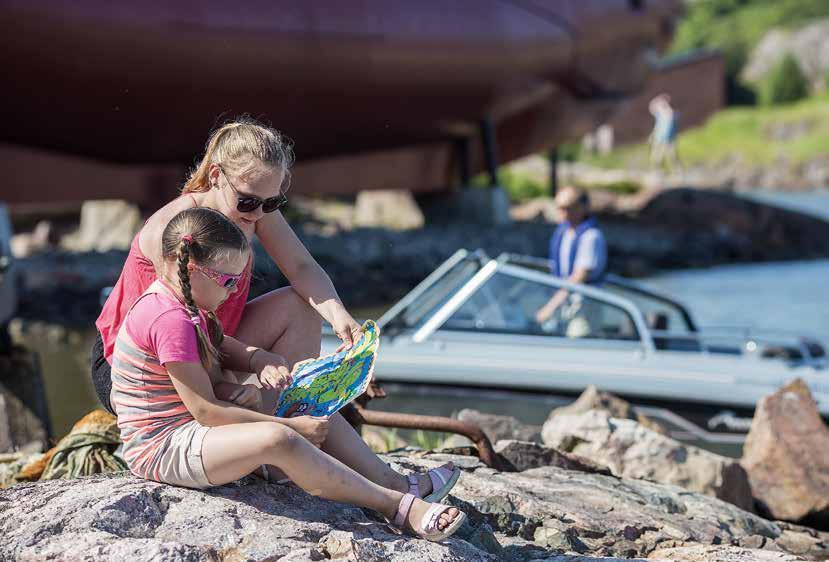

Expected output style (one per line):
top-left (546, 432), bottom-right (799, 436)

top-left (111, 207), bottom-right (465, 541)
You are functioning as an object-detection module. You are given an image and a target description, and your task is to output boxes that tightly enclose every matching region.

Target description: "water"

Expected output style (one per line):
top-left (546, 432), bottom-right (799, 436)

top-left (645, 188), bottom-right (829, 343)
top-left (12, 326), bottom-right (99, 439)
top-left (17, 189), bottom-right (829, 442)
top-left (739, 188), bottom-right (829, 220)
top-left (645, 259), bottom-right (829, 343)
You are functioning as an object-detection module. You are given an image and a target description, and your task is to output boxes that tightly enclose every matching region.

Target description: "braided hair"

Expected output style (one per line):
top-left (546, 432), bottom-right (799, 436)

top-left (161, 208), bottom-right (249, 370)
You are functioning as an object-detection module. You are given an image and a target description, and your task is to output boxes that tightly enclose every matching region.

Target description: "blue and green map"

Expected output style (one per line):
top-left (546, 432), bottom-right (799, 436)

top-left (274, 320), bottom-right (379, 418)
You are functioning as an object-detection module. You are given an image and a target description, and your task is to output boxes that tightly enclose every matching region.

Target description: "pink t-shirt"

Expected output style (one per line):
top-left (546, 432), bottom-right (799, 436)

top-left (124, 292), bottom-right (205, 365)
top-left (96, 226), bottom-right (252, 363)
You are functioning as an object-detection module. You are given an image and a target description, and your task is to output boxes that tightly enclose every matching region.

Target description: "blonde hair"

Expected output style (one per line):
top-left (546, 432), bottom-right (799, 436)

top-left (162, 208), bottom-right (250, 370)
top-left (183, 116), bottom-right (295, 194)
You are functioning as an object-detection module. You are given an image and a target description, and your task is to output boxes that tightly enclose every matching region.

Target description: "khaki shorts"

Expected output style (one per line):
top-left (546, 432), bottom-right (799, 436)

top-left (153, 420), bottom-right (213, 489)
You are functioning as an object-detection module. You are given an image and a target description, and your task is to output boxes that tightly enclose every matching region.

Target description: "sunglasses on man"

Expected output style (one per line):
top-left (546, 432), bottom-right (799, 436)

top-left (218, 165), bottom-right (288, 214)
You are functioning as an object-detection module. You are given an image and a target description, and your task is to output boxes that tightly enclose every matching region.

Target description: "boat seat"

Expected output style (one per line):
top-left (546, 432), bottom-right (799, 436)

top-left (647, 312), bottom-right (669, 331)
top-left (653, 337), bottom-right (702, 352)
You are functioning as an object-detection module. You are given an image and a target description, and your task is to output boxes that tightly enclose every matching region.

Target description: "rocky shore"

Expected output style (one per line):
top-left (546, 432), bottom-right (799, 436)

top-left (1, 452), bottom-right (826, 562)
top-left (2, 380), bottom-right (828, 561)
top-left (12, 188), bottom-right (829, 325)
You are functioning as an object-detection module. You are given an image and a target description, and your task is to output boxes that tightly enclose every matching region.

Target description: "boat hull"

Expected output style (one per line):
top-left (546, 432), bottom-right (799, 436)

top-left (1, 1), bottom-right (681, 202)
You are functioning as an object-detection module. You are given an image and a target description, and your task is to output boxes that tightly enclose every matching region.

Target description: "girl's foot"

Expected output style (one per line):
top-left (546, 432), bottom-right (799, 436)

top-left (405, 462), bottom-right (460, 502)
top-left (389, 493), bottom-right (466, 541)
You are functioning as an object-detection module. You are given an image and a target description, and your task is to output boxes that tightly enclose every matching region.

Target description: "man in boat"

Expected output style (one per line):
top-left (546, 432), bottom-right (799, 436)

top-left (535, 186), bottom-right (607, 337)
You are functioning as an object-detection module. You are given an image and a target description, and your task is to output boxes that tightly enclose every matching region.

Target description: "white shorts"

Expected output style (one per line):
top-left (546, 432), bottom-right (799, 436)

top-left (153, 420), bottom-right (213, 489)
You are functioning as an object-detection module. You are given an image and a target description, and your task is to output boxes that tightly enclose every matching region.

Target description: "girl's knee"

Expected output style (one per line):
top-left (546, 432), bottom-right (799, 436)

top-left (261, 423), bottom-right (301, 453)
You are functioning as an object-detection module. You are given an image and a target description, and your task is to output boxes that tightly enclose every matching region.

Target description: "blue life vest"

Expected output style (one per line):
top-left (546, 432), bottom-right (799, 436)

top-left (548, 216), bottom-right (606, 284)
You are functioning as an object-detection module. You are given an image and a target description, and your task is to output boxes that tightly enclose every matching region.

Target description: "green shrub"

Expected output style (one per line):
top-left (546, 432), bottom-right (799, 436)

top-left (471, 168), bottom-right (550, 202)
top-left (759, 54), bottom-right (809, 105)
top-left (574, 180), bottom-right (642, 195)
top-left (500, 169), bottom-right (548, 202)
top-left (557, 142), bottom-right (582, 162)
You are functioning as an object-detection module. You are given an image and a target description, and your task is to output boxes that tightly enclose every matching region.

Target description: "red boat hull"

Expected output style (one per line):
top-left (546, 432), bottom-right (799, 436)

top-left (1, 1), bottom-right (680, 203)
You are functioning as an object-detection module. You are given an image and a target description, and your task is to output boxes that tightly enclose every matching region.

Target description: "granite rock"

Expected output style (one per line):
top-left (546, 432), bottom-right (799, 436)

top-left (542, 409), bottom-right (754, 512)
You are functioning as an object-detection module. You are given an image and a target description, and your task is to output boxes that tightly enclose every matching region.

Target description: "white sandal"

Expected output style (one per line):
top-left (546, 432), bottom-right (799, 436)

top-left (391, 493), bottom-right (467, 542)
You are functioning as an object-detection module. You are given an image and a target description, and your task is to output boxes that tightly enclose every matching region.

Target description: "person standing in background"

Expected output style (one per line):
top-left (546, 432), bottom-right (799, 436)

top-left (648, 93), bottom-right (682, 171)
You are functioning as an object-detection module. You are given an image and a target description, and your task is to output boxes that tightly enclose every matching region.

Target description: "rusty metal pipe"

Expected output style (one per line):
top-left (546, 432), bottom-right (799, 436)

top-left (351, 404), bottom-right (503, 471)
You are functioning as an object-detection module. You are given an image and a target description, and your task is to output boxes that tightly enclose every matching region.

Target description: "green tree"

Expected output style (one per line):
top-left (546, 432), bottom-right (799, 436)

top-left (670, 0), bottom-right (829, 105)
top-left (760, 54), bottom-right (809, 105)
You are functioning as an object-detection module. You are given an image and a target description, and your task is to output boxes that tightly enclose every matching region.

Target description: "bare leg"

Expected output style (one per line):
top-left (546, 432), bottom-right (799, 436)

top-left (201, 422), bottom-right (459, 531)
top-left (233, 287), bottom-right (323, 411)
top-left (234, 286), bottom-right (322, 365)
top-left (322, 413), bottom-right (448, 496)
top-left (232, 288), bottom-right (447, 495)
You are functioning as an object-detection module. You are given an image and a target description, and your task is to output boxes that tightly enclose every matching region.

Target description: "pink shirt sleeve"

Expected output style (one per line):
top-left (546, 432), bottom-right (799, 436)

top-left (125, 294), bottom-right (203, 365)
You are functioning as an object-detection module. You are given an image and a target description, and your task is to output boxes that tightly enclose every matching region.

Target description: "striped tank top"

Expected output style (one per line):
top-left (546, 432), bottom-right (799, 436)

top-left (111, 281), bottom-right (204, 481)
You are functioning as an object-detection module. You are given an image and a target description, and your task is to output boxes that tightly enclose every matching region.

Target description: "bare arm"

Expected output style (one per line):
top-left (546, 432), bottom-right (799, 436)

top-left (255, 211), bottom-right (361, 345)
top-left (167, 361), bottom-right (329, 446)
top-left (535, 267), bottom-right (591, 323)
top-left (219, 335), bottom-right (261, 374)
top-left (167, 361), bottom-right (282, 427)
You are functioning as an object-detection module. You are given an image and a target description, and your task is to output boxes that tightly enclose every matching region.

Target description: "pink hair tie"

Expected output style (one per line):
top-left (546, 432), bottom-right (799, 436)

top-left (182, 234), bottom-right (193, 245)
top-left (190, 314), bottom-right (200, 326)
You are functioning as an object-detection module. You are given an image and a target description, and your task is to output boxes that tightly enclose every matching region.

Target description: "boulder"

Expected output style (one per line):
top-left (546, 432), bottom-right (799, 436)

top-left (742, 19), bottom-right (829, 93)
top-left (0, 348), bottom-right (48, 454)
top-left (547, 385), bottom-right (665, 434)
top-left (444, 409), bottom-right (542, 449)
top-left (354, 190), bottom-right (425, 230)
top-left (3, 452), bottom-right (828, 562)
top-left (648, 545), bottom-right (806, 561)
top-left (741, 378), bottom-right (829, 526)
top-left (542, 410), bottom-right (754, 512)
top-left (60, 200), bottom-right (142, 253)
top-left (494, 439), bottom-right (611, 475)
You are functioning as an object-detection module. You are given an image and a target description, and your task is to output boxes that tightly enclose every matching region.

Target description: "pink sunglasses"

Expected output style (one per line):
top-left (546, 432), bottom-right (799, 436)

top-left (189, 263), bottom-right (243, 289)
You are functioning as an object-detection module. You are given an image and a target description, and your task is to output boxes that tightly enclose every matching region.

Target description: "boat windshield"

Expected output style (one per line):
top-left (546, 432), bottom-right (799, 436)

top-left (440, 271), bottom-right (641, 341)
top-left (602, 280), bottom-right (696, 334)
top-left (497, 253), bottom-right (696, 335)
top-left (392, 256), bottom-right (483, 330)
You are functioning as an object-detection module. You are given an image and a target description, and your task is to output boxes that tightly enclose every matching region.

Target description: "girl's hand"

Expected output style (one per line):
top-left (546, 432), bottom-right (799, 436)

top-left (285, 415), bottom-right (329, 448)
top-left (253, 351), bottom-right (293, 391)
top-left (332, 308), bottom-right (362, 351)
top-left (226, 384), bottom-right (263, 411)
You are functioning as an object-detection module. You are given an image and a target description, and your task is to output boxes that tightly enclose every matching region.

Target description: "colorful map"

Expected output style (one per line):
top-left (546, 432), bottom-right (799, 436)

top-left (274, 320), bottom-right (379, 418)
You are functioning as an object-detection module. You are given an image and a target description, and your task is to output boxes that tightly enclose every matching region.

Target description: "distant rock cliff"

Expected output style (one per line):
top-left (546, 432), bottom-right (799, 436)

top-left (743, 20), bottom-right (829, 93)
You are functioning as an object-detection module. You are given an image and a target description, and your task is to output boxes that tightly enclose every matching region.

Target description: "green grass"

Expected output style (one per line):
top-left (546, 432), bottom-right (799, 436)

top-left (584, 94), bottom-right (829, 169)
top-left (472, 165), bottom-right (643, 203)
top-left (363, 427), bottom-right (449, 453)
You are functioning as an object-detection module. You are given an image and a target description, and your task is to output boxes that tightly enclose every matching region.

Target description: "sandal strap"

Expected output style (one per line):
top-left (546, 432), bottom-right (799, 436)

top-left (393, 493), bottom-right (416, 528)
top-left (407, 474), bottom-right (420, 497)
top-left (427, 465), bottom-right (453, 492)
top-left (421, 503), bottom-right (452, 534)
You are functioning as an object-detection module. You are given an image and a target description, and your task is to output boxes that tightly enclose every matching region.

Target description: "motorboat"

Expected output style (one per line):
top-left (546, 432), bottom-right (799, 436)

top-left (324, 249), bottom-right (828, 450)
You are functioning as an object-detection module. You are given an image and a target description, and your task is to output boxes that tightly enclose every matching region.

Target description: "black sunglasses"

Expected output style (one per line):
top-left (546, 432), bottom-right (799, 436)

top-left (219, 166), bottom-right (288, 214)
